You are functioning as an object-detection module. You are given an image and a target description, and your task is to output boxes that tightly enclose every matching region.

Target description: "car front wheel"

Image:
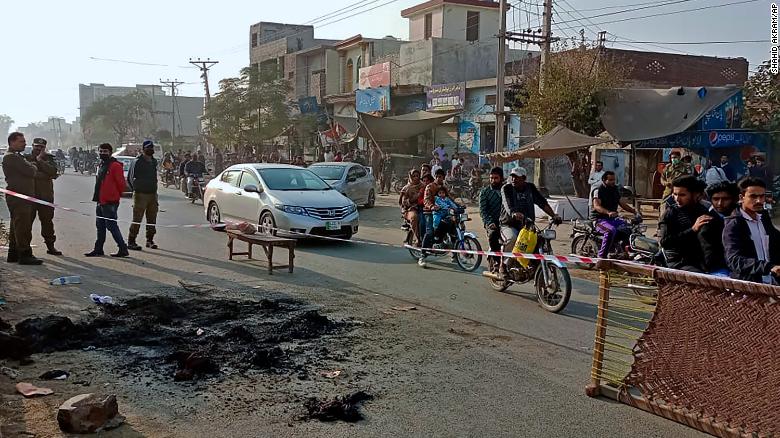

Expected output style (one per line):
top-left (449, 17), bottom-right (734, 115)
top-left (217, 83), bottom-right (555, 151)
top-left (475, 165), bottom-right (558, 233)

top-left (208, 202), bottom-right (225, 232)
top-left (259, 211), bottom-right (277, 236)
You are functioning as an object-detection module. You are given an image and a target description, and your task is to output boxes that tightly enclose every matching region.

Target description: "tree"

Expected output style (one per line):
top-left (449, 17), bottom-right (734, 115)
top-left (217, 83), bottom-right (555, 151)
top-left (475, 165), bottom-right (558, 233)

top-left (0, 114), bottom-right (13, 141)
top-left (515, 46), bottom-right (627, 197)
top-left (743, 60), bottom-right (779, 143)
top-left (82, 90), bottom-right (153, 146)
top-left (205, 65), bottom-right (292, 151)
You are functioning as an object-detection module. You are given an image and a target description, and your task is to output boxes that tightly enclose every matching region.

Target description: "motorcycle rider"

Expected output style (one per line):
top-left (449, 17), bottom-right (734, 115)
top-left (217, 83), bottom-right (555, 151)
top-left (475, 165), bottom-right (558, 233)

top-left (178, 152), bottom-right (191, 194)
top-left (591, 171), bottom-right (639, 259)
top-left (698, 181), bottom-right (738, 276)
top-left (500, 166), bottom-right (561, 245)
top-left (398, 169), bottom-right (425, 247)
top-left (419, 168), bottom-right (449, 268)
top-left (658, 175), bottom-right (709, 272)
top-left (479, 167), bottom-right (504, 272)
top-left (185, 154), bottom-right (207, 198)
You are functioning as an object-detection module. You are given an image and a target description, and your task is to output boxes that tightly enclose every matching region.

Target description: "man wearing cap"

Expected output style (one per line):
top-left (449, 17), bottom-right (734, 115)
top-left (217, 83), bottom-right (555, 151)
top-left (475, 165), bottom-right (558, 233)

top-left (25, 138), bottom-right (62, 255)
top-left (126, 140), bottom-right (159, 250)
top-left (500, 166), bottom-right (560, 244)
top-left (3, 132), bottom-right (44, 265)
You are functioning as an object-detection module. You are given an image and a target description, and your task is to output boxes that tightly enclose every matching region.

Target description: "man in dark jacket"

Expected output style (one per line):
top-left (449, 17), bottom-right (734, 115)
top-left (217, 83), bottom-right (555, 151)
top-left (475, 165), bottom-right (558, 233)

top-left (25, 138), bottom-right (62, 255)
top-left (499, 166), bottom-right (560, 244)
top-left (2, 132), bottom-right (43, 265)
top-left (658, 175), bottom-right (709, 272)
top-left (178, 152), bottom-right (191, 194)
top-left (85, 143), bottom-right (129, 258)
top-left (127, 140), bottom-right (159, 250)
top-left (184, 155), bottom-right (207, 198)
top-left (479, 167), bottom-right (504, 272)
top-left (698, 182), bottom-right (738, 275)
top-left (723, 177), bottom-right (780, 284)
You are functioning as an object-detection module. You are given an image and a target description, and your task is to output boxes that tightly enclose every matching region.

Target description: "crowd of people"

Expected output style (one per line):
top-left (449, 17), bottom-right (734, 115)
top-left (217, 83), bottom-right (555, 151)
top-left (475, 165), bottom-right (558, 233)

top-left (585, 149), bottom-right (779, 285)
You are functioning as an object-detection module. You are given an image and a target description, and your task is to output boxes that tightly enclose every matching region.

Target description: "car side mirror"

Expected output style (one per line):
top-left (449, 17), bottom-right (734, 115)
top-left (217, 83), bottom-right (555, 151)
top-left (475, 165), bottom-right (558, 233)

top-left (243, 184), bottom-right (262, 193)
top-left (347, 176), bottom-right (357, 183)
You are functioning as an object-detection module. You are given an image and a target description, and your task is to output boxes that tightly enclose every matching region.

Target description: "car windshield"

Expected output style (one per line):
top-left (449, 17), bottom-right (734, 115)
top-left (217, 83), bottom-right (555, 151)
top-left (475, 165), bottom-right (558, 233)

top-left (308, 165), bottom-right (346, 180)
top-left (258, 168), bottom-right (331, 191)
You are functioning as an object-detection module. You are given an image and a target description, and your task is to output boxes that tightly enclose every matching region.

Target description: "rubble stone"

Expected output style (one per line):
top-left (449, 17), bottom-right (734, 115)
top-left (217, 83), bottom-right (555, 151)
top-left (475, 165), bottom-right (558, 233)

top-left (57, 393), bottom-right (125, 433)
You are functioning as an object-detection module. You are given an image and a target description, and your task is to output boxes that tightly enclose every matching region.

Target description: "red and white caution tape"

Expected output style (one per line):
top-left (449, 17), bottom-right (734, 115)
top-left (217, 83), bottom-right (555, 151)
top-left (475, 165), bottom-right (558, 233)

top-left (1, 187), bottom-right (600, 264)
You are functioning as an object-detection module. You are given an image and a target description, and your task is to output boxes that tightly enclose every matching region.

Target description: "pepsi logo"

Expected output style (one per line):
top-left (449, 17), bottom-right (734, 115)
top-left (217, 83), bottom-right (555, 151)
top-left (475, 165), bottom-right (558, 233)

top-left (709, 131), bottom-right (719, 146)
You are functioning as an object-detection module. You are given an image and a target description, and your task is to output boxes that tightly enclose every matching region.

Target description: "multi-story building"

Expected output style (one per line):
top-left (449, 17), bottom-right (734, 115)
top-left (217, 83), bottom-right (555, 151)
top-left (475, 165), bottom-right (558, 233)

top-left (78, 83), bottom-right (204, 138)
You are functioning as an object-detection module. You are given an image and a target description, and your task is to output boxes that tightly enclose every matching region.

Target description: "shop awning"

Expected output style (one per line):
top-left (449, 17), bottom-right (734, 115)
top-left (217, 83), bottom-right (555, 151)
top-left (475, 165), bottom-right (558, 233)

top-left (599, 86), bottom-right (741, 142)
top-left (484, 125), bottom-right (605, 163)
top-left (358, 110), bottom-right (461, 142)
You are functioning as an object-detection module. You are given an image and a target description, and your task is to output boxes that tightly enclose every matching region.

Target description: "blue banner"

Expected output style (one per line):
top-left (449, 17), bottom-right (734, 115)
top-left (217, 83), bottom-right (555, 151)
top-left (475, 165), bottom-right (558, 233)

top-left (634, 130), bottom-right (769, 150)
top-left (697, 91), bottom-right (743, 130)
top-left (298, 96), bottom-right (320, 114)
top-left (356, 87), bottom-right (390, 113)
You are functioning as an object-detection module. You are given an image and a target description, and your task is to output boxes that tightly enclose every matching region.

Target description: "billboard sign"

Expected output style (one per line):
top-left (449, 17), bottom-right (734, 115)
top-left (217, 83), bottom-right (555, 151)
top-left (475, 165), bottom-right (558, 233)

top-left (358, 62), bottom-right (391, 90)
top-left (698, 91), bottom-right (743, 130)
top-left (427, 82), bottom-right (465, 111)
top-left (297, 96), bottom-right (319, 114)
top-left (356, 87), bottom-right (390, 113)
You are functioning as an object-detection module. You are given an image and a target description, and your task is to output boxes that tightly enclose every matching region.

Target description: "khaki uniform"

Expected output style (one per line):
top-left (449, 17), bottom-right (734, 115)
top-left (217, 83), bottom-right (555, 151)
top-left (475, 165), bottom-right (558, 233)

top-left (661, 162), bottom-right (692, 198)
top-left (25, 153), bottom-right (59, 244)
top-left (2, 152), bottom-right (37, 257)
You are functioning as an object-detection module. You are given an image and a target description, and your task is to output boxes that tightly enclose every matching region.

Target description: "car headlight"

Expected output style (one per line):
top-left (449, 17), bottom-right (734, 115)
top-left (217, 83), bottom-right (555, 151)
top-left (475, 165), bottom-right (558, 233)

top-left (347, 203), bottom-right (357, 214)
top-left (274, 204), bottom-right (307, 216)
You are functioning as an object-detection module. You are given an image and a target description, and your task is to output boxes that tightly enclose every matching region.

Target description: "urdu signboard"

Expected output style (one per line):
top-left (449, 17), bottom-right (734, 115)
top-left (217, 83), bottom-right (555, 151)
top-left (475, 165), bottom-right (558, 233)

top-left (356, 87), bottom-right (390, 113)
top-left (358, 62), bottom-right (391, 90)
top-left (427, 82), bottom-right (465, 111)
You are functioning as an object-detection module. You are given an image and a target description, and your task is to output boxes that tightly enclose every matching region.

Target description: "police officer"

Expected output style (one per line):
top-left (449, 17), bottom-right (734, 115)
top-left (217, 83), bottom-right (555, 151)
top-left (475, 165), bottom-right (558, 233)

top-left (26, 138), bottom-right (62, 255)
top-left (2, 132), bottom-right (43, 265)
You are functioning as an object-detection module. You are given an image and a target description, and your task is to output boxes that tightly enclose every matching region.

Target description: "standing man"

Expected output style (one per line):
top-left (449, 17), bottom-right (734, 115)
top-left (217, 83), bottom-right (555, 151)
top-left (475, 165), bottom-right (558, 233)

top-left (214, 147), bottom-right (224, 175)
top-left (587, 161), bottom-right (605, 192)
top-left (704, 158), bottom-right (729, 186)
top-left (658, 176), bottom-right (709, 272)
top-left (723, 177), bottom-right (780, 284)
top-left (2, 132), bottom-right (43, 265)
top-left (433, 144), bottom-right (446, 162)
top-left (25, 138), bottom-right (61, 255)
top-left (479, 167), bottom-right (504, 272)
top-left (85, 143), bottom-right (129, 258)
top-left (441, 153), bottom-right (452, 176)
top-left (380, 153), bottom-right (394, 195)
top-left (719, 154), bottom-right (737, 182)
top-left (127, 140), bottom-right (159, 250)
top-left (660, 150), bottom-right (692, 217)
top-left (748, 155), bottom-right (772, 185)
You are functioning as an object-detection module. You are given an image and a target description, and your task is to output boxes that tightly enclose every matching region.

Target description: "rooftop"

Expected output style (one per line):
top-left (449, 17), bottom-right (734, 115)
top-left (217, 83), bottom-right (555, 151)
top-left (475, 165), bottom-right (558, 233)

top-left (401, 0), bottom-right (499, 18)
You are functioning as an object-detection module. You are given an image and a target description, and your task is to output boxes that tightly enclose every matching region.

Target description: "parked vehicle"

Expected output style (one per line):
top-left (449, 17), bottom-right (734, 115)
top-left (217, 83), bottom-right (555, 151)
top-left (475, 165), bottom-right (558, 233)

top-left (114, 156), bottom-right (135, 196)
top-left (308, 162), bottom-right (376, 208)
top-left (482, 220), bottom-right (572, 313)
top-left (403, 207), bottom-right (482, 272)
top-left (203, 164), bottom-right (359, 239)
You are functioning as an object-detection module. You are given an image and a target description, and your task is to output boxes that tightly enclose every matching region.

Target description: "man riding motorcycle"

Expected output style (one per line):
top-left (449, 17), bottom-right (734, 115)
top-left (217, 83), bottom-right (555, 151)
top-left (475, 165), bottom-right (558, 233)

top-left (500, 167), bottom-right (561, 245)
top-left (591, 171), bottom-right (639, 259)
top-left (184, 156), bottom-right (207, 198)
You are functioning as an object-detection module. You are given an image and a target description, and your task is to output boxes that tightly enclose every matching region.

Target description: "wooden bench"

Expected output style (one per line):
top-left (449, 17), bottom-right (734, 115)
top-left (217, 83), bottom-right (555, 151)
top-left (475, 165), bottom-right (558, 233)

top-left (226, 231), bottom-right (296, 275)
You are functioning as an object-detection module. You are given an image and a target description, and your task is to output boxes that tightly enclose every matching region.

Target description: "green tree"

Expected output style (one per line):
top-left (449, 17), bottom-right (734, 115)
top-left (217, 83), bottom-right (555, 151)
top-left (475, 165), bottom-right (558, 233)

top-left (515, 47), bottom-right (626, 197)
top-left (82, 90), bottom-right (153, 146)
top-left (205, 65), bottom-right (292, 150)
top-left (0, 114), bottom-right (13, 140)
top-left (743, 60), bottom-right (779, 144)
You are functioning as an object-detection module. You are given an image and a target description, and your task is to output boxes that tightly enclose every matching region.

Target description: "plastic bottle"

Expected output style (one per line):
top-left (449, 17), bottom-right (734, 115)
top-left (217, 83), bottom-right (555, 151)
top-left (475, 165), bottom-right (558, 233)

top-left (89, 294), bottom-right (114, 305)
top-left (50, 275), bottom-right (82, 286)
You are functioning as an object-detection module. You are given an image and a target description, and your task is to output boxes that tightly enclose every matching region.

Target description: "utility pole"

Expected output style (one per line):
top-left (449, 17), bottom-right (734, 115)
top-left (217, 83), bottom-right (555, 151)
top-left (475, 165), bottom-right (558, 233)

top-left (495, 0), bottom-right (508, 153)
top-left (189, 58), bottom-right (218, 154)
top-left (160, 79), bottom-right (184, 151)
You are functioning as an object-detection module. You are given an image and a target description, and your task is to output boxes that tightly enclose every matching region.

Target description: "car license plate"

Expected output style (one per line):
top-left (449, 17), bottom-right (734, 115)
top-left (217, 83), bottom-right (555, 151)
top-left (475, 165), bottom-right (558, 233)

top-left (326, 221), bottom-right (341, 231)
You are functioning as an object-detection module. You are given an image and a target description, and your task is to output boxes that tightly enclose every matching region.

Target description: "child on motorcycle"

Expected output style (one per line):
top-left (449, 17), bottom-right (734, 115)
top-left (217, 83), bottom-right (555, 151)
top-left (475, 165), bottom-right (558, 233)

top-left (433, 187), bottom-right (461, 241)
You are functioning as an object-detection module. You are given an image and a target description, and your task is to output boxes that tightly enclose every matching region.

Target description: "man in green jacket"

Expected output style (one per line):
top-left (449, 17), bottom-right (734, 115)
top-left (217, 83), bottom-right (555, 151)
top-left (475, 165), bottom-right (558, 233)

top-left (25, 138), bottom-right (61, 255)
top-left (2, 132), bottom-right (43, 265)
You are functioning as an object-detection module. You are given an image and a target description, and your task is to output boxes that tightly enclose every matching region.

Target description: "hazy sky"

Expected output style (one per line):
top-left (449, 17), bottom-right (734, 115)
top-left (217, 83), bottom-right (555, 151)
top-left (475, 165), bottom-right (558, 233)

top-left (0, 0), bottom-right (771, 128)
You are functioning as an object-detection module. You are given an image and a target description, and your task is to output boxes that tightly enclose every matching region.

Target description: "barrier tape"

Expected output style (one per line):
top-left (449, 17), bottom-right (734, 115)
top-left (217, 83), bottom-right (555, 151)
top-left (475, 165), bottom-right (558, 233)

top-left (0, 187), bottom-right (600, 264)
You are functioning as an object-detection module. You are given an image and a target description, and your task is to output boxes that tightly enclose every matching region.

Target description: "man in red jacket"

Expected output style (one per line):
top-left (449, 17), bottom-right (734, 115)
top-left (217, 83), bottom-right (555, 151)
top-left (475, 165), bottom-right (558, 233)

top-left (85, 143), bottom-right (129, 257)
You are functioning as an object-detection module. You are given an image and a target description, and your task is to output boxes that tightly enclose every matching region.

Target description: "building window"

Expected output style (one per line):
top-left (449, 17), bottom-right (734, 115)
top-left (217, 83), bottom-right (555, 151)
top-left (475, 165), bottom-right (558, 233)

top-left (424, 13), bottom-right (433, 39)
top-left (356, 56), bottom-right (362, 87)
top-left (346, 59), bottom-right (354, 93)
top-left (485, 94), bottom-right (496, 106)
top-left (251, 33), bottom-right (258, 47)
top-left (466, 11), bottom-right (479, 42)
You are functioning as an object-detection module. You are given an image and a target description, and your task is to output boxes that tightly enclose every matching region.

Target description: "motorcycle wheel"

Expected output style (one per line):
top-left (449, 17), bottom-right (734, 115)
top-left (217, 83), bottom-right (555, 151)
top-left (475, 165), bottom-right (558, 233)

top-left (455, 236), bottom-right (482, 272)
top-left (488, 275), bottom-right (511, 292)
top-left (405, 230), bottom-right (423, 260)
top-left (534, 264), bottom-right (572, 313)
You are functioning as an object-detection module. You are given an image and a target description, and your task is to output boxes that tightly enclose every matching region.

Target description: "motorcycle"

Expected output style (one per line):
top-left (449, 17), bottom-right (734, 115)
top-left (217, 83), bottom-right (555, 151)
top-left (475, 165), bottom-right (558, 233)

top-left (403, 207), bottom-right (483, 272)
top-left (392, 174), bottom-right (405, 194)
top-left (482, 219), bottom-right (572, 313)
top-left (161, 168), bottom-right (176, 188)
top-left (570, 216), bottom-right (663, 265)
top-left (187, 174), bottom-right (207, 204)
top-left (55, 157), bottom-right (67, 175)
top-left (447, 178), bottom-right (479, 204)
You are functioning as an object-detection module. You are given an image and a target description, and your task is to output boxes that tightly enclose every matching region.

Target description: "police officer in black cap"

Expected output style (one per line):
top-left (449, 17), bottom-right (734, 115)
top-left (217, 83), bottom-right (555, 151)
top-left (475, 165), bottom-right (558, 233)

top-left (25, 137), bottom-right (61, 255)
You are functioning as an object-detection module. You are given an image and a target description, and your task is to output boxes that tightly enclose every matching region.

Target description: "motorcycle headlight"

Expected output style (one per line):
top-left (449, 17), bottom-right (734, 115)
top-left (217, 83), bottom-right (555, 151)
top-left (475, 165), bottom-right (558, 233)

top-left (274, 204), bottom-right (307, 216)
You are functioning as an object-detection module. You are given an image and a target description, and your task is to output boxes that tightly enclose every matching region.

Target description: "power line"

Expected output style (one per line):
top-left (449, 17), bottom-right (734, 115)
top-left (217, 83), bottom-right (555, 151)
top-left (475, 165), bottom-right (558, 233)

top-left (554, 0), bottom-right (699, 25)
top-left (88, 57), bottom-right (196, 69)
top-left (561, 0), bottom-right (705, 12)
top-left (304, 0), bottom-right (380, 24)
top-left (553, 0), bottom-right (758, 32)
top-left (609, 38), bottom-right (770, 45)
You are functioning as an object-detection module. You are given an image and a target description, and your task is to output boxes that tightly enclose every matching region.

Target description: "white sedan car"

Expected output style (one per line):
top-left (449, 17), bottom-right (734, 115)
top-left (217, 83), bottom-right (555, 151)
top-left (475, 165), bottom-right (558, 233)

top-left (114, 155), bottom-right (136, 196)
top-left (203, 164), bottom-right (359, 239)
top-left (307, 162), bottom-right (376, 208)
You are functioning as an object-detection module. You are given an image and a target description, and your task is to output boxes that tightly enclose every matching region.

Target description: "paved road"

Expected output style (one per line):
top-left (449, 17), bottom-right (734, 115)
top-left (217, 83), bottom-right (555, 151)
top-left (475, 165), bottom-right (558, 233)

top-left (1, 171), bottom-right (703, 437)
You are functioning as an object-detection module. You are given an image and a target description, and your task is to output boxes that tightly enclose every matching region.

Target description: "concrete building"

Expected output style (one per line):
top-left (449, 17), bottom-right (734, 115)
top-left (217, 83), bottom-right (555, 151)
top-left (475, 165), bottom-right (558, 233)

top-left (78, 83), bottom-right (204, 138)
top-left (249, 22), bottom-right (339, 75)
top-left (284, 44), bottom-right (341, 101)
top-left (398, 0), bottom-right (533, 87)
top-left (334, 35), bottom-right (405, 93)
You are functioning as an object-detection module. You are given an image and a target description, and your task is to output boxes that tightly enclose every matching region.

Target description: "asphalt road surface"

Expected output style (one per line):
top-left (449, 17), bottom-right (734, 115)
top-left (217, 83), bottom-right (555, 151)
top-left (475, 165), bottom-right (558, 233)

top-left (0, 171), bottom-right (704, 437)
